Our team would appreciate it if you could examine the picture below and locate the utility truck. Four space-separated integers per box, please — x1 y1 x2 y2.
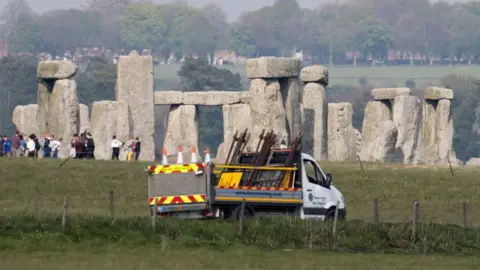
147 130 346 221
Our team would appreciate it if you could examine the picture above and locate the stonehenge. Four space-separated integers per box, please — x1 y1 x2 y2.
12 54 460 166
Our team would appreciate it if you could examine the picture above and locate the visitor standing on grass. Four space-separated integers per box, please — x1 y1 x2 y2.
0 135 4 157
70 136 76 158
27 135 36 158
111 135 122 160
11 130 20 157
43 133 51 158
19 134 26 156
3 136 11 157
134 137 141 161
86 133 95 159
33 134 41 158
50 135 61 159
74 134 84 159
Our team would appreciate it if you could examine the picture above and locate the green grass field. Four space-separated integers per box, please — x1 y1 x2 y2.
2 158 480 269
154 64 480 90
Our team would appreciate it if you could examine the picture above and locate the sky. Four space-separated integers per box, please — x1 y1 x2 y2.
0 0 470 21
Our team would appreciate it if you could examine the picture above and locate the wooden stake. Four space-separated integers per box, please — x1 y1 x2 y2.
109 190 114 217
412 200 419 241
463 203 468 228
238 198 246 235
62 197 68 228
333 201 340 237
373 198 379 224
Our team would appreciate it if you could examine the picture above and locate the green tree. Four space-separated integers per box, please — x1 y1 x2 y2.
7 12 40 53
356 17 393 64
120 4 166 52
228 23 256 57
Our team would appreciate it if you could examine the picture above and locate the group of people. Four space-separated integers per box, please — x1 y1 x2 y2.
0 131 62 158
70 133 95 159
111 135 141 161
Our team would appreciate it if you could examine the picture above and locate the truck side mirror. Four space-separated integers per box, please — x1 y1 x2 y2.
326 173 332 187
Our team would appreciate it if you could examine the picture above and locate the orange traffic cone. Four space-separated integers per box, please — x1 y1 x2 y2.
176 146 183 164
191 145 198 163
162 147 168 165
204 147 211 163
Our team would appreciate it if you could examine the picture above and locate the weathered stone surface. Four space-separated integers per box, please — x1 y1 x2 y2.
12 104 39 136
371 88 411 100
154 91 184 104
222 104 253 161
246 57 300 79
49 79 80 158
371 120 398 162
281 78 303 138
163 105 199 158
37 61 77 79
216 142 225 163
90 101 130 160
79 104 90 132
248 79 289 146
302 82 327 160
239 91 250 103
393 96 421 164
359 101 392 162
425 87 453 100
37 80 50 135
300 65 328 85
466 158 480 166
420 100 438 164
327 102 357 161
184 91 242 105
116 50 155 161
354 128 362 155
437 99 455 163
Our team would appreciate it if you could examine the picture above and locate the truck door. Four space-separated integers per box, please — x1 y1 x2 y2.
301 159 332 218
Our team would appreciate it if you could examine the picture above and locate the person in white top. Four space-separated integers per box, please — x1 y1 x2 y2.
26 136 36 158
49 135 61 159
111 135 123 160
279 139 288 149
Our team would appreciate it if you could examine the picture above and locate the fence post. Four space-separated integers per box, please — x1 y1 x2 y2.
412 200 419 241
62 197 68 228
238 198 246 235
34 186 39 216
109 191 114 217
463 203 468 228
373 198 379 224
152 198 158 230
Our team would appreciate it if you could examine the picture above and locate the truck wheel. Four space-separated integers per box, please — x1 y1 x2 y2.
230 205 253 221
324 208 336 221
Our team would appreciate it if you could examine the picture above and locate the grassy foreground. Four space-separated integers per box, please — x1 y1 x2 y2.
1 158 479 225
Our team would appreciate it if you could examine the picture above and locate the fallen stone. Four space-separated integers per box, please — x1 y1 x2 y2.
163 105 199 157
299 65 329 85
79 104 90 132
393 96 421 164
248 78 289 146
184 91 243 105
371 120 398 162
12 104 39 136
37 60 77 79
49 79 80 158
302 82 328 160
90 101 130 160
359 101 392 162
281 78 303 138
371 88 411 100
154 91 184 104
327 102 357 161
245 57 300 79
222 104 254 161
425 87 453 100
116 50 155 161
466 158 480 166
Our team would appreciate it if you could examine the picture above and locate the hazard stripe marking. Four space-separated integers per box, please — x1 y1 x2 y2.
217 186 301 191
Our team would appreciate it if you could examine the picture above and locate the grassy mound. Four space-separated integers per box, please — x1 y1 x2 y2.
1 215 479 255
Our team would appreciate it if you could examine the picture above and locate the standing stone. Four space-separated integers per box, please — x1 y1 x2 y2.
163 105 199 158
222 104 253 161
359 101 392 161
49 79 79 158
248 78 289 146
299 65 328 86
371 120 398 162
79 104 90 132
281 78 303 138
436 99 455 163
37 60 77 79
12 104 39 136
302 82 327 160
216 142 225 163
420 100 438 164
37 80 51 135
90 101 130 160
354 128 362 155
327 103 356 161
392 96 421 164
116 50 155 161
